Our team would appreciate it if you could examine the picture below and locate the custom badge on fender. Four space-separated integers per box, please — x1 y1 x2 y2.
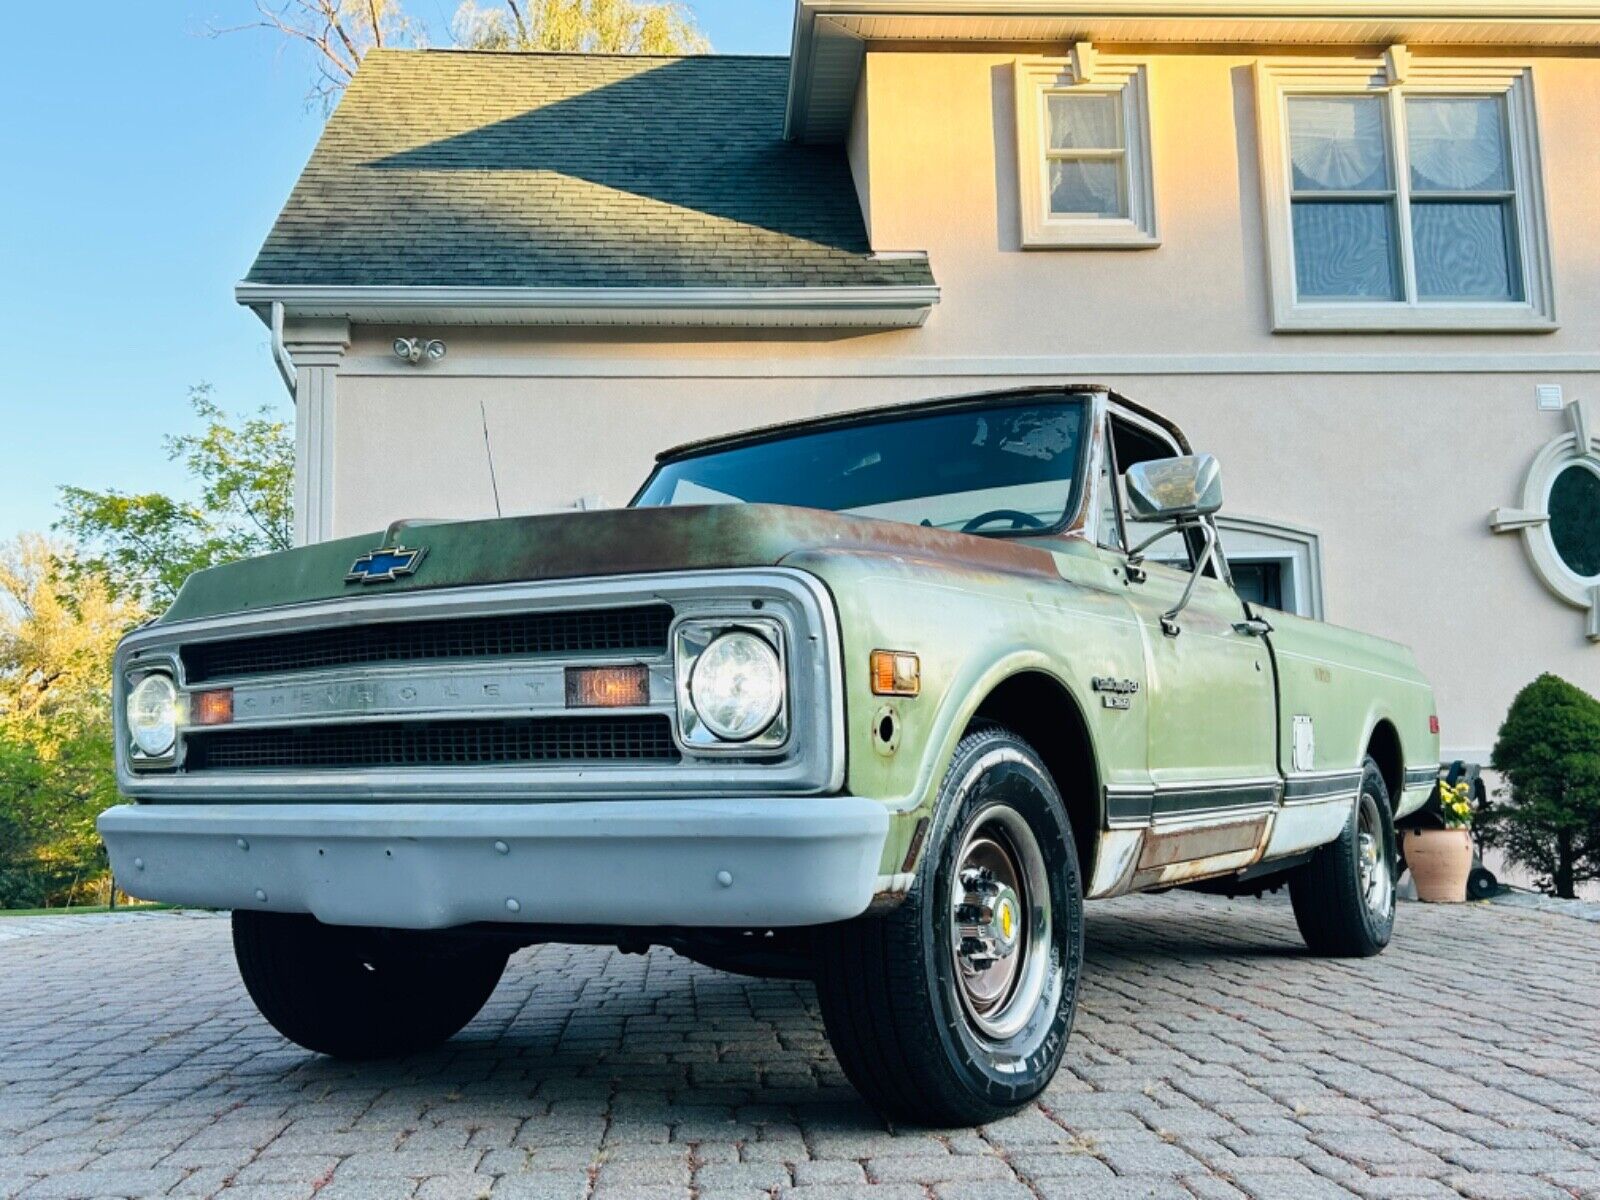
345 544 427 585
1091 676 1140 710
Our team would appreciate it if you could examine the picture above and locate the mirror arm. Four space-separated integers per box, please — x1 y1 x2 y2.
1127 520 1192 567
1159 521 1217 637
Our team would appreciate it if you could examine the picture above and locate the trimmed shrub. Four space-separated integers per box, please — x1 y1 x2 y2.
1486 674 1600 899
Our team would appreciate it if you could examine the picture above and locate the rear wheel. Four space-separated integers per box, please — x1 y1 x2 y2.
1289 758 1396 957
232 911 508 1059
815 727 1084 1126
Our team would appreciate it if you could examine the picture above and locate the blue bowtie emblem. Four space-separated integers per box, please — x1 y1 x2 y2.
346 544 427 585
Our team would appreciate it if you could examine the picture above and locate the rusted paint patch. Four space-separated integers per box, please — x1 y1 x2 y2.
164 503 1061 624
1136 818 1267 872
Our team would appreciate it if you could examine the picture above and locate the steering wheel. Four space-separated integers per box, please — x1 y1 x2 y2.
961 509 1047 534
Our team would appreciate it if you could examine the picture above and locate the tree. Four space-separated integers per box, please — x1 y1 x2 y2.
223 0 424 109
57 386 293 613
452 0 709 53
1485 673 1600 899
229 0 710 104
0 537 140 908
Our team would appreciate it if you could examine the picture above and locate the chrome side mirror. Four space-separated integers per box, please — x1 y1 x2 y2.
1126 454 1223 521
1123 455 1224 637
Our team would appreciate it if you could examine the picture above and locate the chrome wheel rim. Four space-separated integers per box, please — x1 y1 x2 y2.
950 805 1052 1041
1356 792 1394 924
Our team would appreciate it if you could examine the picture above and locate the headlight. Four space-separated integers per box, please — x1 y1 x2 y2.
126 673 179 757
689 630 784 742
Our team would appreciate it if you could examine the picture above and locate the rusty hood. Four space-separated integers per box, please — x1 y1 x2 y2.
159 505 1058 624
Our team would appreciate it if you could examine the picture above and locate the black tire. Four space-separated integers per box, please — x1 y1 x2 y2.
232 911 508 1059
815 727 1084 1127
1289 757 1397 957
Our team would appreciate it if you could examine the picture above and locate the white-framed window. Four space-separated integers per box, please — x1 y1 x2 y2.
1256 55 1555 332
1014 52 1158 249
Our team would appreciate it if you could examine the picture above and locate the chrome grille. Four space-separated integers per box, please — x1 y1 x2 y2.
185 715 679 771
181 604 673 683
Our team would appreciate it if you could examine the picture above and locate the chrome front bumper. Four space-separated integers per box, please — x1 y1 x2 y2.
99 798 889 930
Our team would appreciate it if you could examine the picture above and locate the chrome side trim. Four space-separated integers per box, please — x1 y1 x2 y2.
1105 776 1283 829
1283 769 1364 806
1404 764 1442 788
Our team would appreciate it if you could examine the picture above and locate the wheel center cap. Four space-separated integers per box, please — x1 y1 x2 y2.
990 886 1022 954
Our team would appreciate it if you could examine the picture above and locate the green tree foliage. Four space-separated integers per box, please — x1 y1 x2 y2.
1486 673 1600 899
56 386 293 612
452 0 709 53
0 537 140 907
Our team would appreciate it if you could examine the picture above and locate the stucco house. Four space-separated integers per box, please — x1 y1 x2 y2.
238 0 1600 770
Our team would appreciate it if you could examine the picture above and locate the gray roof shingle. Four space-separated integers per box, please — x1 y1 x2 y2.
245 50 932 291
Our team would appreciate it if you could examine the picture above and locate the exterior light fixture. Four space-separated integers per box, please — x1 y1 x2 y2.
393 337 447 365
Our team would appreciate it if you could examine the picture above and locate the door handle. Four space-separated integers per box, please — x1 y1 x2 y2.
1233 617 1273 637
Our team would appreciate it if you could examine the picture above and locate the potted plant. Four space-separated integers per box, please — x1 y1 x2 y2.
1403 779 1475 902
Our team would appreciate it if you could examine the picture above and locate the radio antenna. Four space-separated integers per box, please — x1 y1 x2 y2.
480 400 503 518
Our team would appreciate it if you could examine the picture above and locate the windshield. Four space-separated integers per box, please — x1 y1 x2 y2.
633 398 1089 535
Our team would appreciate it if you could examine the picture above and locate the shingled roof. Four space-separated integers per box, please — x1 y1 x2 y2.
244 50 932 298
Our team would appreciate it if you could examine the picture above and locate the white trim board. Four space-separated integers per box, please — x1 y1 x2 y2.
335 351 1600 380
237 283 940 330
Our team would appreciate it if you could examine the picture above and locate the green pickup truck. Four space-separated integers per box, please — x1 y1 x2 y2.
101 386 1439 1126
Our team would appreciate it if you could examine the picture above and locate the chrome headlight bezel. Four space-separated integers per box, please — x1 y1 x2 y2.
125 670 181 762
673 617 790 753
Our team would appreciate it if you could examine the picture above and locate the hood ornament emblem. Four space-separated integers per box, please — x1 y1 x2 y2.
346 544 427 585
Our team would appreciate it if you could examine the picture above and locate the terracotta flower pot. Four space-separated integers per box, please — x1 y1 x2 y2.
1404 829 1475 903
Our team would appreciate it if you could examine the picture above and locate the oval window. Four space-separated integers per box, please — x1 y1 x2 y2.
1549 463 1600 580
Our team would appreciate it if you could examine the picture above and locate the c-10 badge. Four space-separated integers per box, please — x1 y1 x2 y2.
1091 676 1140 710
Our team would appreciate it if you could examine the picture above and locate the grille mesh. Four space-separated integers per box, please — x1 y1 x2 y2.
182 604 673 683
185 715 679 771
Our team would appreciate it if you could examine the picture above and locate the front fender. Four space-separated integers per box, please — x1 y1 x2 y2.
792 551 1130 882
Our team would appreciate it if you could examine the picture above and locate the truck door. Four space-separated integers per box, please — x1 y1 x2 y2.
1108 415 1280 821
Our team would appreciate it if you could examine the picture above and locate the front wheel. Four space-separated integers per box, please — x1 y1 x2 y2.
232 911 509 1059
815 727 1084 1126
1288 757 1397 957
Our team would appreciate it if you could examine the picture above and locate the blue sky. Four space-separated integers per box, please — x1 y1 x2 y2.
0 1 792 543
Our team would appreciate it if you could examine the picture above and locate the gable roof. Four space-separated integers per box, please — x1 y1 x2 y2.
241 50 935 327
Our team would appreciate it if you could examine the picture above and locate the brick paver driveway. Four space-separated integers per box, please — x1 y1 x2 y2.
3 893 1598 1200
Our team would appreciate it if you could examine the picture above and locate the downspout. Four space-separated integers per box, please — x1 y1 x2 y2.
270 301 297 395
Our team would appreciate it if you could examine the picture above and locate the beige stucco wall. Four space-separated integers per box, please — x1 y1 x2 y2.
854 46 1600 358
310 42 1600 764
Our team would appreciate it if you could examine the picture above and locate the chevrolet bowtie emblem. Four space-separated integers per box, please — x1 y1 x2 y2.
345 544 427 585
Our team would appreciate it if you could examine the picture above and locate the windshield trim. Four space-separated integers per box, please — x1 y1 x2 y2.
629 389 1094 542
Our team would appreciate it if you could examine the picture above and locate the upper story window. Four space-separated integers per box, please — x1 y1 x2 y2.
1257 56 1555 332
1014 51 1158 249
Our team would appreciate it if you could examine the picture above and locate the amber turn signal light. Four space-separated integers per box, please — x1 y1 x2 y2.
565 664 650 708
192 688 234 726
870 650 920 697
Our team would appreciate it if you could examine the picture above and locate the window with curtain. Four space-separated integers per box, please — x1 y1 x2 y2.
1257 59 1553 331
1047 93 1128 219
1287 93 1522 304
1014 57 1158 248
